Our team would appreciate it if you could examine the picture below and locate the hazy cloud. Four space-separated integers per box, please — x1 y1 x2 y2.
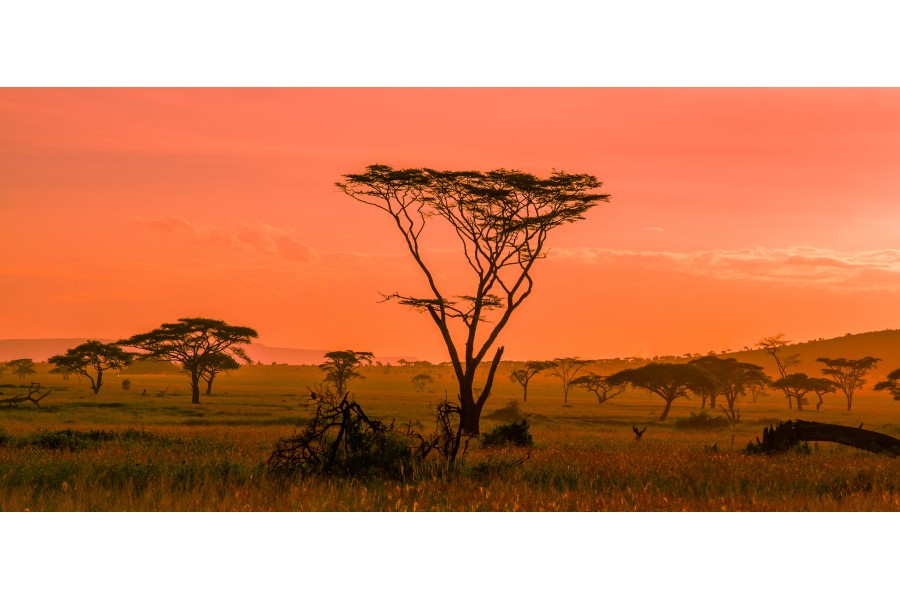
550 246 900 290
133 217 317 263
643 226 666 232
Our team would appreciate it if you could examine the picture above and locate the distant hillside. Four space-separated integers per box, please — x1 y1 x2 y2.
0 338 415 366
718 329 900 379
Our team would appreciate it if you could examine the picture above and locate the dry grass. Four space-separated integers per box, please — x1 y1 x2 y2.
2 362 899 511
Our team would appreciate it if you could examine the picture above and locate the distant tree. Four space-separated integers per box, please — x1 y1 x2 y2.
199 353 241 396
571 373 625 404
607 362 717 421
7 358 36 380
48 341 134 395
49 365 72 380
816 356 881 411
320 350 374 397
690 356 771 416
0 362 6 380
338 165 609 434
770 373 836 412
873 368 900 401
747 380 769 404
411 372 434 392
549 357 590 404
758 334 802 409
509 360 555 403
120 317 258 404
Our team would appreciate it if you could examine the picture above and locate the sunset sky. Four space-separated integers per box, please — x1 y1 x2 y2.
1 88 899 361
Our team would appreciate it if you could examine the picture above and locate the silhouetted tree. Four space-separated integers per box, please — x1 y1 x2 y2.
49 365 72 380
337 165 609 434
7 358 36 380
199 353 241 395
549 357 590 404
571 373 625 404
688 355 726 408
690 356 771 415
120 317 257 404
873 368 900 401
48 341 134 395
816 356 881 411
411 372 434 392
758 334 801 409
607 362 717 421
509 360 555 403
320 350 374 397
770 373 835 412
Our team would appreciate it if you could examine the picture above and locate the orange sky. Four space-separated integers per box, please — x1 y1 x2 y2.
1 88 899 361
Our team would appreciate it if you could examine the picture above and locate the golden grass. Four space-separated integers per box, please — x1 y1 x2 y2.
2 363 899 511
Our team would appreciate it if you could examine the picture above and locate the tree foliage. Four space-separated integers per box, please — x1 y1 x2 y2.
320 350 374 397
607 362 717 421
690 355 771 417
509 360 555 403
199 353 241 396
48 341 134 395
120 317 257 404
758 334 801 409
7 358 36 380
571 373 625 404
337 165 609 434
770 373 836 412
816 356 881 411
549 357 590 404
873 368 900 401
411 372 434 392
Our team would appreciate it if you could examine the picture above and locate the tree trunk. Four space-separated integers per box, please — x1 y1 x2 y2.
205 376 214 396
457 346 504 436
93 369 103 394
796 394 804 411
709 394 716 409
191 370 201 404
846 393 852 412
523 381 528 403
659 398 674 421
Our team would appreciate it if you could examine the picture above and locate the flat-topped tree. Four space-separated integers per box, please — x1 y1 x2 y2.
337 165 609 434
549 357 590 404
120 317 257 404
7 358 36 380
200 353 241 396
873 368 900 401
509 360 555 403
48 341 134 395
770 373 836 412
320 350 374 397
607 362 717 421
816 356 881 411
572 373 625 404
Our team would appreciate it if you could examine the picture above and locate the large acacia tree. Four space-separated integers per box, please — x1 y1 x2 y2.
607 362 716 421
816 356 881 411
337 165 609 434
120 318 257 404
48 341 134 395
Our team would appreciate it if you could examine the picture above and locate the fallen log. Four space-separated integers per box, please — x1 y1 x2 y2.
747 420 900 457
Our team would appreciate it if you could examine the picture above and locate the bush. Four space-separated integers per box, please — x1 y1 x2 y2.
121 379 132 391
674 411 730 430
481 420 533 448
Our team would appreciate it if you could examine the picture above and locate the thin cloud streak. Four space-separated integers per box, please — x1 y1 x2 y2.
132 217 317 263
549 246 900 290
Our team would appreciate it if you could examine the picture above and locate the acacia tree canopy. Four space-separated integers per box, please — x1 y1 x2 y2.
337 165 609 434
509 360 555 403
48 341 134 395
816 356 881 411
120 317 257 404
770 373 836 412
873 368 900 401
607 362 717 421
7 358 36 380
320 350 374 397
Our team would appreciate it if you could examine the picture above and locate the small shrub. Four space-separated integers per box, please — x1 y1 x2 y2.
481 420 533 448
121 379 132 391
674 411 730 431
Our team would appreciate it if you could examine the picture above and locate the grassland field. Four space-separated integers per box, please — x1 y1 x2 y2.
2 361 900 511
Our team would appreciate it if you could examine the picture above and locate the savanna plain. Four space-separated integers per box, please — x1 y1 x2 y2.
2 349 899 512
